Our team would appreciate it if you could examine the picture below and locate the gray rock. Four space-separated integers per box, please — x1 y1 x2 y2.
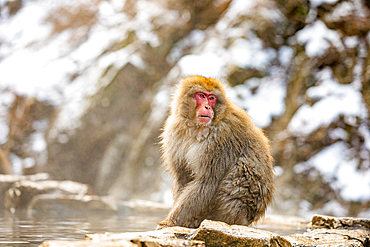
28 194 118 212
86 227 204 246
189 220 292 247
4 179 91 210
86 227 197 242
39 239 137 247
285 228 370 247
0 173 49 208
311 214 370 230
0 173 50 183
284 214 370 247
41 238 204 247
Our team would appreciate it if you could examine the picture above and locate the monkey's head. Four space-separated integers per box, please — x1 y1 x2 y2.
172 76 227 127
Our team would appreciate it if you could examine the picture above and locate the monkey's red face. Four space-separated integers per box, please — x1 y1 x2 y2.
194 91 217 125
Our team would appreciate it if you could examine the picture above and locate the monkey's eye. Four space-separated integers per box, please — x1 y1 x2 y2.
209 96 215 101
199 94 205 98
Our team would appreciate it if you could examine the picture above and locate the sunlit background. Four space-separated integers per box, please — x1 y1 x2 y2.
1 0 370 219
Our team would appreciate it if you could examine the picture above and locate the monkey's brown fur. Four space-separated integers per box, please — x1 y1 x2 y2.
159 76 274 228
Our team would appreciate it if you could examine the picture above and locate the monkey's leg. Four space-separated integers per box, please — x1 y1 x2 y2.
207 159 270 226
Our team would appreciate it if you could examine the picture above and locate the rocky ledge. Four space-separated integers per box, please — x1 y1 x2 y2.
1 174 368 246
40 214 370 247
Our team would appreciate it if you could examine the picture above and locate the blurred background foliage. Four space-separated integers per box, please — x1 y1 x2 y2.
0 0 369 218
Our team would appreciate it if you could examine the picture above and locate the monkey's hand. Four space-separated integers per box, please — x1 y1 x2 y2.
156 219 174 230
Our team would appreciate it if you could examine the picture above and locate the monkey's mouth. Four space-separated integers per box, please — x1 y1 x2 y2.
197 115 212 124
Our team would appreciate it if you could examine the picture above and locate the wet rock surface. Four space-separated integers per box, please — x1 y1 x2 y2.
40 215 370 247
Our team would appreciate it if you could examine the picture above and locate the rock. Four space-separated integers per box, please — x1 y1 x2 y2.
86 227 204 246
41 238 204 247
284 214 370 247
4 179 91 210
0 173 49 208
40 215 370 247
0 173 50 183
86 227 197 242
28 194 118 212
284 228 370 247
310 214 370 230
39 239 137 247
190 220 292 247
129 238 205 247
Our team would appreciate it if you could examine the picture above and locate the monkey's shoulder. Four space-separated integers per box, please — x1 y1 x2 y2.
224 102 269 139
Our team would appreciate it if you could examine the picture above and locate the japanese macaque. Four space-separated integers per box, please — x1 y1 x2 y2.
159 76 274 228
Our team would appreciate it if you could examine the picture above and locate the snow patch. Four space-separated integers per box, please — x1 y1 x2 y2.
330 2 355 21
230 72 286 127
289 68 366 134
301 142 370 202
344 36 359 49
0 2 52 51
297 20 342 57
310 0 338 7
278 46 294 67
178 53 226 78
274 166 284 177
230 35 276 69
167 29 206 63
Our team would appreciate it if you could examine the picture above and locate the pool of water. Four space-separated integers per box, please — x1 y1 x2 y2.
0 209 308 246
0 209 167 247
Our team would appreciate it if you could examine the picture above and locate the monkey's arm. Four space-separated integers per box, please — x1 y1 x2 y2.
165 164 226 228
172 168 193 202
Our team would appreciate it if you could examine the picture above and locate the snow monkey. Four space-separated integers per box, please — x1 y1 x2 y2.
159 76 274 228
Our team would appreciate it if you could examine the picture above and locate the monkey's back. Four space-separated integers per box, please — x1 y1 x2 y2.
205 102 274 226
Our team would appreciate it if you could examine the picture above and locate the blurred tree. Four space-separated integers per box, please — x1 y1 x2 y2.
45 0 232 200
